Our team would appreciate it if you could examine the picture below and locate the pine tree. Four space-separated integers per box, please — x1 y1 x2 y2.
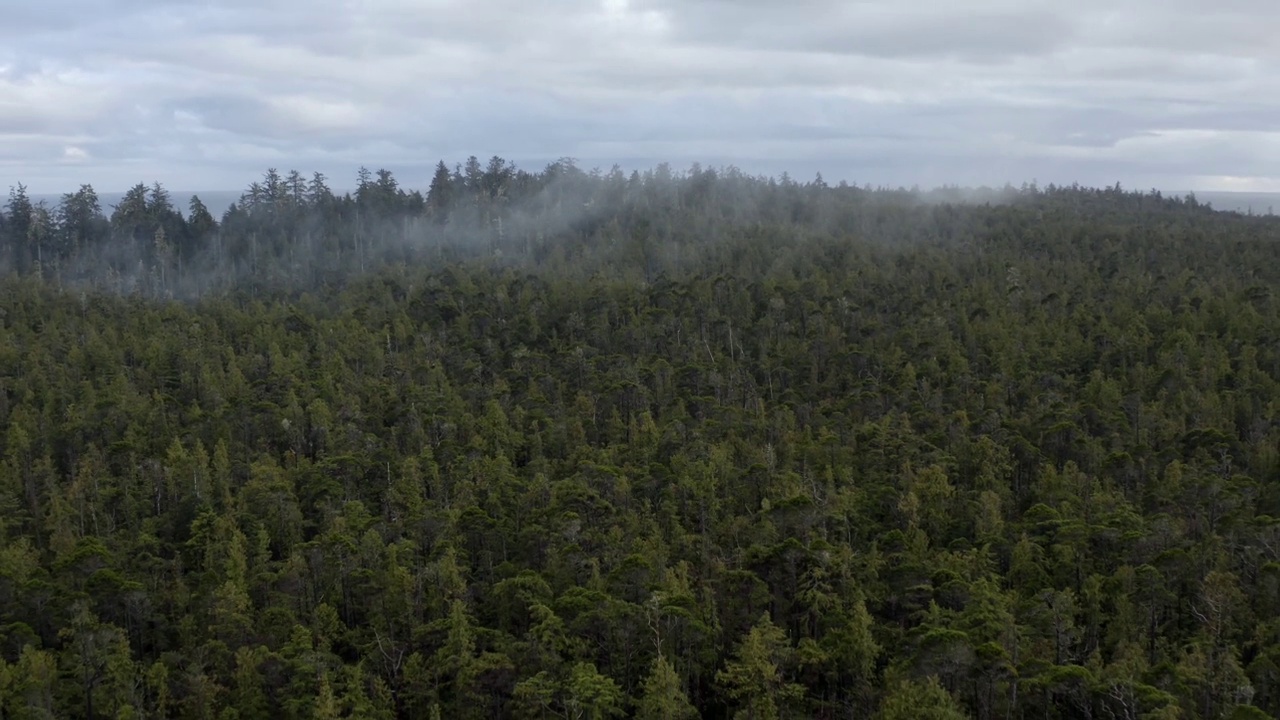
717 613 804 720
636 655 697 720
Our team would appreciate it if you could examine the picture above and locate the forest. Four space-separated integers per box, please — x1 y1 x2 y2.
2 158 1280 719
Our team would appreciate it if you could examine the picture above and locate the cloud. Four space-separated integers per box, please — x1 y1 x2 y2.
2 0 1279 194
61 146 90 163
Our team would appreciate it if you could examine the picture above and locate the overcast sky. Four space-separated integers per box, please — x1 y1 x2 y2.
3 0 1279 194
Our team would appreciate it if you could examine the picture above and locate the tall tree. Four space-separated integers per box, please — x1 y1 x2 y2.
427 161 455 223
4 183 35 272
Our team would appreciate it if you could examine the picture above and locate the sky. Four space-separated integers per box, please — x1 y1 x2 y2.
2 0 1279 195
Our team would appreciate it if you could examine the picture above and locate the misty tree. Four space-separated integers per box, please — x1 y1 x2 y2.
26 201 54 274
4 183 34 273
188 196 218 241
262 168 286 206
308 171 334 207
110 183 151 248
57 184 108 257
148 183 188 260
463 155 484 192
483 155 514 199
427 160 455 222
286 169 308 207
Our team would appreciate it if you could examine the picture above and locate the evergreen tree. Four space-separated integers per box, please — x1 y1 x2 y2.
637 655 697 720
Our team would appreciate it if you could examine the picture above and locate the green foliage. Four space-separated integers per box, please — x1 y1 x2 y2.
0 167 1279 717
637 655 697 720
876 676 969 720
717 613 805 720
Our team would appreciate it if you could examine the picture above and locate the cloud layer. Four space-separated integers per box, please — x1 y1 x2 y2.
3 0 1279 193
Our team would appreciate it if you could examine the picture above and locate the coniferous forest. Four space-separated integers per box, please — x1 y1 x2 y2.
3 158 1280 719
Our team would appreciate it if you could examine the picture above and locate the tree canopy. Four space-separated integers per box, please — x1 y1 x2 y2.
0 161 1278 718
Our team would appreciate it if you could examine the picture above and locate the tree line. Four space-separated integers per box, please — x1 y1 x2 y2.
2 158 1231 298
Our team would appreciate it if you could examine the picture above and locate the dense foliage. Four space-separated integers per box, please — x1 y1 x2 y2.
2 161 1280 719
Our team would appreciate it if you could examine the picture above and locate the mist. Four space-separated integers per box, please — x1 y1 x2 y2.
1 157 1257 303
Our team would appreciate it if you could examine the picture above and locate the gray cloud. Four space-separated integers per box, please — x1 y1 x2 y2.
2 0 1278 194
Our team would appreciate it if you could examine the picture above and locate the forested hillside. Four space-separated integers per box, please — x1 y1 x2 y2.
3 161 1280 719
